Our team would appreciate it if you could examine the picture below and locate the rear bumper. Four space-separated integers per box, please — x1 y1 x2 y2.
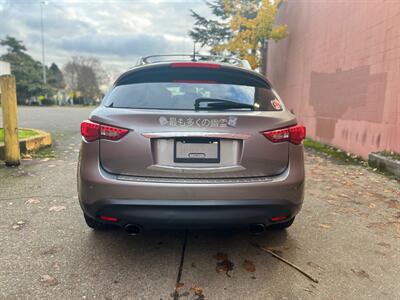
80 199 301 228
78 141 305 228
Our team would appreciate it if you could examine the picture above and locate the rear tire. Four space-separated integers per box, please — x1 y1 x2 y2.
268 217 295 230
83 213 116 230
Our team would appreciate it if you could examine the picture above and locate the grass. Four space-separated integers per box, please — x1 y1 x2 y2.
0 128 39 143
377 151 400 161
26 146 56 159
303 138 399 181
303 138 364 165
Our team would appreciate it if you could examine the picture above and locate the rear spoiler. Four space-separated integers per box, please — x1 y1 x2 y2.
136 54 252 70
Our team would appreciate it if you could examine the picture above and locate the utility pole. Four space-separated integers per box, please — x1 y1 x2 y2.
40 0 47 84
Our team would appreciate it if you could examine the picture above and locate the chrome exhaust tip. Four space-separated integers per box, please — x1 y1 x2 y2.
124 224 141 236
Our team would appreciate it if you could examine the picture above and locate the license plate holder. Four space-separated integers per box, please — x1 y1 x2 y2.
174 137 220 163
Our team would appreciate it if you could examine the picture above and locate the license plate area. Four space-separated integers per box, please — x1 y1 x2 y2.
174 137 220 163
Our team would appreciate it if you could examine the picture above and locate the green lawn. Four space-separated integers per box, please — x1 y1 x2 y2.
303 138 364 164
0 128 39 143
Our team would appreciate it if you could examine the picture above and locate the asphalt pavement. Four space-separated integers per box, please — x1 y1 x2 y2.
1 106 399 299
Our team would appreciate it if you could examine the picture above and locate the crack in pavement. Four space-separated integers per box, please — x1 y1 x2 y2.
172 230 188 300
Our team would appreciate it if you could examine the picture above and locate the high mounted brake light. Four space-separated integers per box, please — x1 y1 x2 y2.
263 125 306 145
170 62 221 69
81 120 129 142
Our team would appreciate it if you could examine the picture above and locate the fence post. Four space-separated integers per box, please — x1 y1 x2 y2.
0 75 20 166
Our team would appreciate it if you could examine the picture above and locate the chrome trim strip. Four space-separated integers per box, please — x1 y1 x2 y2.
142 132 251 139
116 175 274 184
147 164 246 173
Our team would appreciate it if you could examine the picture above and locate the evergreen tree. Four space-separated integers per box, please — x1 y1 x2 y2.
47 63 66 90
189 0 288 71
0 36 54 103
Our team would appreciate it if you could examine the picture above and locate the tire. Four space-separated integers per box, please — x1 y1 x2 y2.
268 217 295 230
83 213 117 230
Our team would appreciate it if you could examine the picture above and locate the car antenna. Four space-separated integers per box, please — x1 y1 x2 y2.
192 42 196 62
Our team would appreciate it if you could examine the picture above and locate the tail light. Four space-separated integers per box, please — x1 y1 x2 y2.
263 125 306 145
81 120 128 142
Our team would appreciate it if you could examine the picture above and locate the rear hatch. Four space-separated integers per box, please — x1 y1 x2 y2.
93 63 296 179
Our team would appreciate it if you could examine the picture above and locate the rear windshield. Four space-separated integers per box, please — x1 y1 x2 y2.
104 68 283 111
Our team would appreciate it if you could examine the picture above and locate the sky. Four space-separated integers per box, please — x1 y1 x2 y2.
0 0 212 81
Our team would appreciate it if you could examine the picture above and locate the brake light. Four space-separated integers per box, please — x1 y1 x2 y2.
170 62 221 69
173 79 216 84
81 120 129 142
263 125 306 145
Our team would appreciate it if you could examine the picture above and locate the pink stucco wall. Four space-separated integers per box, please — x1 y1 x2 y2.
267 0 400 158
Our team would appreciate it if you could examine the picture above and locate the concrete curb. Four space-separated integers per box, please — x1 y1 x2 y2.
0 128 52 160
368 152 400 178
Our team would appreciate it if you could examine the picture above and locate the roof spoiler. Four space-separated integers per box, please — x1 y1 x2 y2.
135 54 252 70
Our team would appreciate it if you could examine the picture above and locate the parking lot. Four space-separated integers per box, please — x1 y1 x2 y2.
1 107 399 299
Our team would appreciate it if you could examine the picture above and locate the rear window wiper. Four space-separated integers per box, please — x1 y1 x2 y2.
194 98 255 111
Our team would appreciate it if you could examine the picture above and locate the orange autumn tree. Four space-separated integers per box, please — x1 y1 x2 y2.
190 0 288 72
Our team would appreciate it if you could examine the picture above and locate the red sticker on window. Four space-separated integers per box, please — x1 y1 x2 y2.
271 99 282 110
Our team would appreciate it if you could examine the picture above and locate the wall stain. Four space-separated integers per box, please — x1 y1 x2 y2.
309 66 387 142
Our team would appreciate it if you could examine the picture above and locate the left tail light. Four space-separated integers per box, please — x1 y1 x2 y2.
81 120 129 142
263 125 306 145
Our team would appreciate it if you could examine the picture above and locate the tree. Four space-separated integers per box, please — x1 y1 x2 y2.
47 63 65 90
63 56 104 102
0 36 27 53
190 0 288 72
0 35 53 103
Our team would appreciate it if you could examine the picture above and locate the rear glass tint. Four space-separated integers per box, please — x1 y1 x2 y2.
105 68 283 111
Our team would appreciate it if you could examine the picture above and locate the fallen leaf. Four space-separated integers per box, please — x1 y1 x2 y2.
39 275 59 286
319 223 331 229
242 259 256 272
387 200 400 209
175 282 184 289
49 206 66 212
12 220 26 230
350 269 370 280
367 222 386 231
41 246 63 255
26 198 40 204
216 258 234 276
377 242 391 248
190 285 203 296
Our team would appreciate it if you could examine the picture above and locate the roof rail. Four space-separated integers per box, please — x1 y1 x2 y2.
136 54 252 69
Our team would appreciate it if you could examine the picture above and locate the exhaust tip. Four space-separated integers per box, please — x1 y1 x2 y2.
249 223 266 235
124 224 141 236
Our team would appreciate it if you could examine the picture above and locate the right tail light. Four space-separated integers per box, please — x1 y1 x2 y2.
263 125 306 145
